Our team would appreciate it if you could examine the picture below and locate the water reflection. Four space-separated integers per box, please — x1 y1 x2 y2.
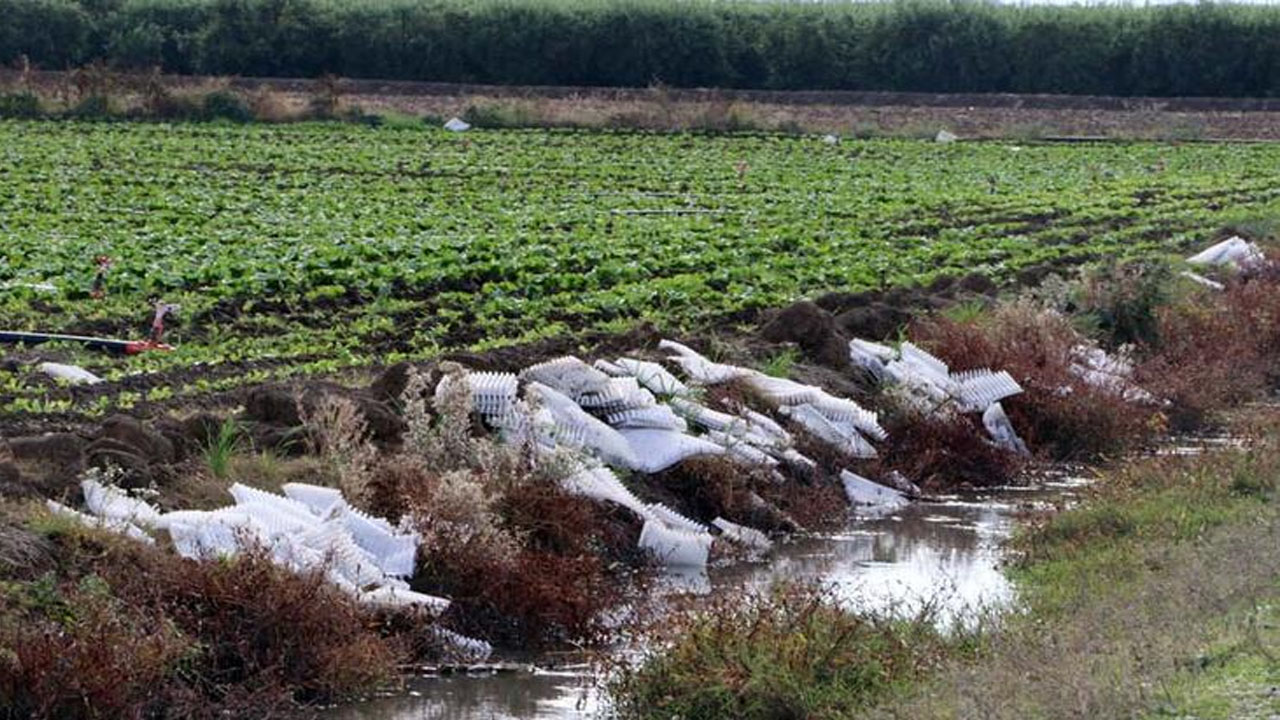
334 669 601 720
331 485 1077 720
708 495 1025 621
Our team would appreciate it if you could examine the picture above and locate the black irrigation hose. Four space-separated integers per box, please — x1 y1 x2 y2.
0 331 157 355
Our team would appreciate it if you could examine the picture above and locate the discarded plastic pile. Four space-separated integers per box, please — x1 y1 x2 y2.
52 476 492 662
430 339 1019 569
850 338 1028 455
1181 235 1267 289
427 329 1167 568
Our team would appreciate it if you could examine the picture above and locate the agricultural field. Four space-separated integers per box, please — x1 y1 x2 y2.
3 120 1280 424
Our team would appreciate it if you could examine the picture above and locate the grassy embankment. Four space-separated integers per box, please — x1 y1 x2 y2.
611 245 1280 719
612 412 1280 720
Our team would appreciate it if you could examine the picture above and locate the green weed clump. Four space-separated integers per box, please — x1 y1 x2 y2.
0 91 42 118
610 582 967 720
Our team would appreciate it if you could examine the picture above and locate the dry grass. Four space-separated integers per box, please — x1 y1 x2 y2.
163 452 335 511
302 393 378 505
11 65 1280 139
1137 263 1280 430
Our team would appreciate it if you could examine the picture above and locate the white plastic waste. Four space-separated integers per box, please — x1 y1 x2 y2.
1186 235 1264 269
444 117 471 132
281 482 346 516
437 371 520 419
849 341 890 383
604 404 688 432
577 376 656 412
935 129 958 144
953 369 1023 413
743 373 825 406
46 499 155 544
705 430 780 467
644 503 709 534
806 393 887 441
81 478 162 527
429 626 494 663
617 428 725 473
526 382 641 468
522 356 613 402
1179 270 1226 291
658 339 751 385
983 402 1030 457
613 357 691 396
712 517 773 552
560 465 649 517
781 404 878 458
638 519 713 568
357 586 450 615
839 470 909 508
38 362 102 386
741 409 792 446
1069 345 1157 404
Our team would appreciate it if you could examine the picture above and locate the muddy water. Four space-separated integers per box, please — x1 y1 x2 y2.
332 476 1091 720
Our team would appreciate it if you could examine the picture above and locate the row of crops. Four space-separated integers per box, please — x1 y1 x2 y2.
6 0 1280 97
3 120 1280 418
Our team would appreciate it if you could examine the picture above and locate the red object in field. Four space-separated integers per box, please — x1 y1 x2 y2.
124 340 174 355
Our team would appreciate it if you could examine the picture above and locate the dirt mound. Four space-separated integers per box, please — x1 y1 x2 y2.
368 362 416 404
98 415 175 464
4 433 87 498
760 301 851 370
242 383 407 445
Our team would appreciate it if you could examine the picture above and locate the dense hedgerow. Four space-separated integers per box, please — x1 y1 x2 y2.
5 0 1280 97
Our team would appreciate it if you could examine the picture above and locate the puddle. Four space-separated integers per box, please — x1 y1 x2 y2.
1154 434 1247 457
331 482 1078 720
334 669 600 720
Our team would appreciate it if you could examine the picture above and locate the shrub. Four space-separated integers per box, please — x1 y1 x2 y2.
912 302 1158 461
610 582 962 720
0 511 401 718
1075 260 1174 348
368 366 634 650
0 91 42 118
875 411 1024 491
201 89 252 122
1136 266 1280 430
462 102 539 129
66 94 113 119
8 1 1280 97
